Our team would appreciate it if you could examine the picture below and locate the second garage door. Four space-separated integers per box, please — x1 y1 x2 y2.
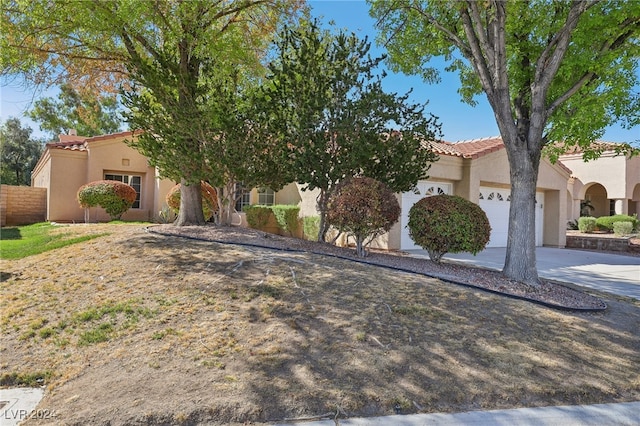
479 187 544 248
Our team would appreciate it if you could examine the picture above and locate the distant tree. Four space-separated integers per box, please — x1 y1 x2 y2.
326 177 400 257
259 20 440 241
28 83 121 139
370 0 640 285
0 118 43 185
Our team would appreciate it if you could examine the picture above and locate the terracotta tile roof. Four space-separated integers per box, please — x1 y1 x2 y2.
428 136 573 175
430 136 505 159
46 130 139 152
557 140 626 155
84 130 139 143
47 140 88 152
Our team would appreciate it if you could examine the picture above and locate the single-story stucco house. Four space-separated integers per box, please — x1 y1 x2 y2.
31 130 639 251
31 130 175 223
561 141 640 219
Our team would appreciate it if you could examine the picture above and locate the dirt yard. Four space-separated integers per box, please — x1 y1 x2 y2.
1 223 639 425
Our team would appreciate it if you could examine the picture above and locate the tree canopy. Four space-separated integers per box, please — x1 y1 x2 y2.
2 0 301 226
0 117 43 186
258 20 440 240
370 0 640 284
28 83 121 139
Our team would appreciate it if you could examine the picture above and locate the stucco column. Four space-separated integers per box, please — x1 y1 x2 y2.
614 199 626 215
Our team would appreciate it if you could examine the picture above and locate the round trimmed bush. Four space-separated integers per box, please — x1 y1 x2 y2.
595 214 638 232
326 177 400 257
578 216 597 233
77 180 138 220
408 194 491 262
613 221 633 236
166 181 218 221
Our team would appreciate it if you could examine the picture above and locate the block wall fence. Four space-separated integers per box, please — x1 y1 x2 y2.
0 185 47 227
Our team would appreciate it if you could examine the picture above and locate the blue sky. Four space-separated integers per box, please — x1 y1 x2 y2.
1 0 638 143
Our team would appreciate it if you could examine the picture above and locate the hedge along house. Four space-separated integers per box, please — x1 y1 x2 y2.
561 142 640 220
31 130 175 223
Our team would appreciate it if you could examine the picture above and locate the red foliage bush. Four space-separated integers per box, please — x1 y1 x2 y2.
326 177 400 257
77 180 137 220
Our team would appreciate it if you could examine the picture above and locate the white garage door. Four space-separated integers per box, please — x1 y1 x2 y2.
479 187 544 248
400 181 452 250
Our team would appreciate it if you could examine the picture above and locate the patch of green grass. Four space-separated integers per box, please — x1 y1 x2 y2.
0 370 54 387
78 322 114 346
0 222 109 259
70 300 157 346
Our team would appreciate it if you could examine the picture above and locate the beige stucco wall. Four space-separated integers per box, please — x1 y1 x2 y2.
88 136 157 222
48 150 88 222
562 153 628 199
562 152 640 218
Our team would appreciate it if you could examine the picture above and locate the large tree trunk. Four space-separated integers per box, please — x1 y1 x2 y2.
502 142 541 286
174 179 205 226
317 189 330 242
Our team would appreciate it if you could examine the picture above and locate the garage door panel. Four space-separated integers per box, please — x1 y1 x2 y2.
480 187 544 248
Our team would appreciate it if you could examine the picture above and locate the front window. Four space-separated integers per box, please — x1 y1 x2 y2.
258 187 275 206
105 173 141 208
235 182 251 212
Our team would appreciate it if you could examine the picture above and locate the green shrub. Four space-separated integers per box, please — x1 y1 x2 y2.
166 181 218 220
578 216 597 233
271 205 301 236
408 194 491 262
77 180 137 220
326 177 400 257
613 221 633 236
595 215 638 232
244 205 273 229
303 216 320 241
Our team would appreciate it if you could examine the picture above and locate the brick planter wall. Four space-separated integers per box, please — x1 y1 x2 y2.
565 234 630 252
0 185 47 226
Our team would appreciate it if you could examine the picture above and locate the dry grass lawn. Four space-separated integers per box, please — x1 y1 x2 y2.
1 223 639 425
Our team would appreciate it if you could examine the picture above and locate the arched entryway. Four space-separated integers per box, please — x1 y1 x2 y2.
583 183 608 217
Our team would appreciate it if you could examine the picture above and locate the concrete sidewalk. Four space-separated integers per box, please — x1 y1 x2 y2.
0 387 45 426
406 247 640 300
274 401 640 425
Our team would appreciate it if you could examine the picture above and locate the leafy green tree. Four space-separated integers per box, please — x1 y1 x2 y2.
0 118 43 185
127 71 291 226
28 83 121 139
259 20 440 241
370 0 640 285
2 0 300 226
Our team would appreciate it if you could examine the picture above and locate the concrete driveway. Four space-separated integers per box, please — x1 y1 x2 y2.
405 247 640 300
